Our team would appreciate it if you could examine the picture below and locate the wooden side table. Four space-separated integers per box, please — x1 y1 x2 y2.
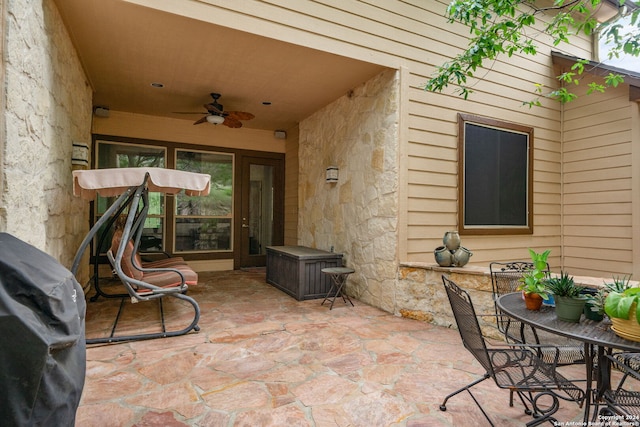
321 267 355 310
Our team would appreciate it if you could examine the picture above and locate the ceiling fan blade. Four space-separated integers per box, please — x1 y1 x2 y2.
193 116 208 125
223 116 242 128
227 111 255 121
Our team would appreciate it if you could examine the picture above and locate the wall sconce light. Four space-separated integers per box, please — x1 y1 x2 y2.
72 142 89 169
93 106 110 118
326 166 338 183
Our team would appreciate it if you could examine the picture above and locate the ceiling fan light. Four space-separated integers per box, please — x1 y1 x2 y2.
206 114 225 125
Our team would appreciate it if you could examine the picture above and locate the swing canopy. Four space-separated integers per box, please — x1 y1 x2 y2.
73 167 210 199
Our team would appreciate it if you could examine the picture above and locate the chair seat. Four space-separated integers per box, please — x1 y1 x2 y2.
491 348 584 403
613 353 640 373
603 389 640 418
136 266 198 290
602 352 640 420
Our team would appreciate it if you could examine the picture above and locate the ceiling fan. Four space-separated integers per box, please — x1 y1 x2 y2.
175 93 255 128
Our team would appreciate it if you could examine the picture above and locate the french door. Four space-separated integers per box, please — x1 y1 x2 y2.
237 156 284 268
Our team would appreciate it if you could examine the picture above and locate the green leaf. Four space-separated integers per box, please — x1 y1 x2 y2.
605 287 640 321
604 291 634 319
586 82 605 95
605 73 625 88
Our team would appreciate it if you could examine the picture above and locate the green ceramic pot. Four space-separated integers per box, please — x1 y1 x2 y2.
434 246 453 267
584 301 604 322
555 295 587 323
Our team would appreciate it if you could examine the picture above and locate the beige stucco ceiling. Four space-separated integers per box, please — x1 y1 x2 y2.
53 0 387 132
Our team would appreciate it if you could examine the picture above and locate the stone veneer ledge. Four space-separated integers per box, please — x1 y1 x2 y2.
396 262 633 338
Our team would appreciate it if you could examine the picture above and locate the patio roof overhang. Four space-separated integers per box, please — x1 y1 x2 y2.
53 0 387 133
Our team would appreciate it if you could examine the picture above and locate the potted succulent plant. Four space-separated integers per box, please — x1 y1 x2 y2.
544 271 586 323
583 287 606 322
604 275 632 293
518 249 550 311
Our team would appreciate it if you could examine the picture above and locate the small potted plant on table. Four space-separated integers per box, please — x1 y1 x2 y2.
545 271 586 323
584 287 607 321
518 249 550 311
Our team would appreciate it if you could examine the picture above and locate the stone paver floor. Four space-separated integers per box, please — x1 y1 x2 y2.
77 270 595 426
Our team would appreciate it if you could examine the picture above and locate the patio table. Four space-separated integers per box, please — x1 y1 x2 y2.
321 267 355 310
497 292 640 423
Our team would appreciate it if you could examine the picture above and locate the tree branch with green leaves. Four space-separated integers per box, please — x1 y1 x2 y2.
425 0 639 104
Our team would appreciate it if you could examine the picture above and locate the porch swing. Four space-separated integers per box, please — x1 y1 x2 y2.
70 167 210 344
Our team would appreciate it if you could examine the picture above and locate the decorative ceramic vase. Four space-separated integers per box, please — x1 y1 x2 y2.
452 247 472 267
443 231 461 251
434 246 453 267
524 292 543 311
555 296 587 323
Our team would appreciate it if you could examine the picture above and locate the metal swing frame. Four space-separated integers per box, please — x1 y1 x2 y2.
71 172 201 344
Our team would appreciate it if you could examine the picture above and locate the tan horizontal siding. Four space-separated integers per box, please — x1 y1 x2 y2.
407 198 457 213
564 202 632 215
564 236 632 251
407 168 456 187
407 183 456 200
563 214 631 227
407 141 457 160
564 167 631 183
563 256 633 277
564 130 631 152
563 154 632 173
563 118 633 142
563 224 632 239
563 143 631 163
564 190 632 205
564 178 631 194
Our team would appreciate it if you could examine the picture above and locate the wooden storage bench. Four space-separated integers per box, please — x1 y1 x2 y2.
266 246 343 300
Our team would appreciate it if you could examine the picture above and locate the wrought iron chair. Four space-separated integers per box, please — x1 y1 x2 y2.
490 261 586 366
598 352 640 423
440 275 585 426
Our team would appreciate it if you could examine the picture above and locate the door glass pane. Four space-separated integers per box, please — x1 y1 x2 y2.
249 164 274 255
175 150 233 252
95 141 166 254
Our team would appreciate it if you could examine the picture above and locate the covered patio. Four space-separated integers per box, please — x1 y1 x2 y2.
77 270 587 426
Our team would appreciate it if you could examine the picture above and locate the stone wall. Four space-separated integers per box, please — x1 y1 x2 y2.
298 69 399 312
1 0 92 281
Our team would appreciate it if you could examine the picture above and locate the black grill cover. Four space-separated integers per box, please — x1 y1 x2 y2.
0 233 86 426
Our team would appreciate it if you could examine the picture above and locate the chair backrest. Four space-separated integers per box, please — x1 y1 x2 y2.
442 275 495 376
490 261 543 296
490 261 549 341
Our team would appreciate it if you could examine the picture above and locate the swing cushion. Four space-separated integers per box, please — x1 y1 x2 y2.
110 231 197 287
110 231 144 281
